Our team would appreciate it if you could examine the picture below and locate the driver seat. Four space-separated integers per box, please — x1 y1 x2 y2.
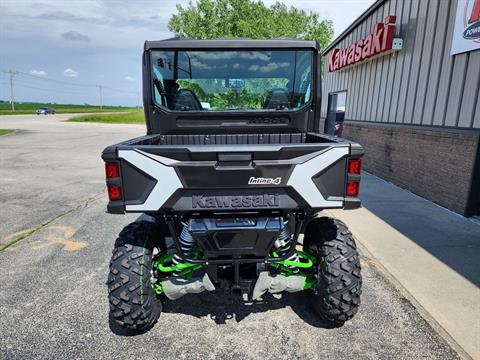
263 88 290 109
173 89 203 111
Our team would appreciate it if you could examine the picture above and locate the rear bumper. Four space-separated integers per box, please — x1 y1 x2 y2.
102 133 363 214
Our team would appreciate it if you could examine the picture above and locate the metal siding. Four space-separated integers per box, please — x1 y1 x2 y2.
404 0 429 124
388 0 412 123
379 0 399 123
473 84 480 129
367 5 385 122
432 0 457 126
422 0 451 126
322 0 480 130
445 53 468 127
343 31 352 92
458 51 480 128
371 1 395 122
367 15 379 120
395 0 420 123
349 22 363 119
345 67 354 119
351 22 366 119
360 16 374 120
412 0 440 125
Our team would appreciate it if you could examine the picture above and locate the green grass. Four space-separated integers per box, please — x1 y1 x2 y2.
0 129 14 136
0 102 137 115
68 110 145 124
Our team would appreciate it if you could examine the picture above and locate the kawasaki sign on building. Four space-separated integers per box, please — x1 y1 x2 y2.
321 0 480 217
327 16 400 72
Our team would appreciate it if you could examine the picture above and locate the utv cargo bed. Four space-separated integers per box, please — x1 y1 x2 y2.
102 132 363 214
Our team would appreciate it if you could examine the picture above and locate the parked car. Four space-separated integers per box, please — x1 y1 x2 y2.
36 107 55 115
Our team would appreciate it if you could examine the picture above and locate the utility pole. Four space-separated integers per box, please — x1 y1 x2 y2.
9 70 15 111
98 85 103 110
137 91 141 109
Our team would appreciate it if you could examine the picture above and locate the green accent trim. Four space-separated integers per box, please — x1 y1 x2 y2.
303 276 316 290
152 252 205 294
153 282 163 295
270 250 315 269
154 253 202 274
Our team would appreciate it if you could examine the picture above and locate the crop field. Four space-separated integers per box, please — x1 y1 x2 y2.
0 102 137 115
68 110 144 124
0 129 14 136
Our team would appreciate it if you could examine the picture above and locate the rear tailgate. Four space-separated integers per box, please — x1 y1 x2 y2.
102 133 363 214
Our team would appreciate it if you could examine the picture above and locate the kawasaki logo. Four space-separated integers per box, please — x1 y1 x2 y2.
192 194 279 208
248 176 282 185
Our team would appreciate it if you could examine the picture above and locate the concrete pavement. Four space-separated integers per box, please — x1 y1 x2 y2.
0 114 465 359
0 114 144 247
0 197 460 360
329 172 480 360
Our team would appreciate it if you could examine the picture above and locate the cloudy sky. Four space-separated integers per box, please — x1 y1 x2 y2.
0 0 375 106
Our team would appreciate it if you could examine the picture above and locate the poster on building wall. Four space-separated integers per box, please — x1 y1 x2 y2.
451 0 480 55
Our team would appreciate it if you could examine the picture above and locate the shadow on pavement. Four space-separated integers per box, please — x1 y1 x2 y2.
360 172 480 287
109 291 335 336
163 291 335 327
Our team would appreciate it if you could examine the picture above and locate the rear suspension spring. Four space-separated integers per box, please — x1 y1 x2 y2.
172 224 195 276
274 224 299 272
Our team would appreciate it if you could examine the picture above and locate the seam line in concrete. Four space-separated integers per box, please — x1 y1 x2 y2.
0 190 104 252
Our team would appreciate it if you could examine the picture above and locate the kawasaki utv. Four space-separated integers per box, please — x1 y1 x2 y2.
102 39 363 332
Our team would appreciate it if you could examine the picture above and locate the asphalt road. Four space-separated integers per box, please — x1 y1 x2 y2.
0 115 460 359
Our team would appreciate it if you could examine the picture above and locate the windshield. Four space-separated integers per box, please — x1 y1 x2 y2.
151 50 313 112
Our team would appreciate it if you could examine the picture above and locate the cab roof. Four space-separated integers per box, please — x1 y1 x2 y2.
144 38 318 51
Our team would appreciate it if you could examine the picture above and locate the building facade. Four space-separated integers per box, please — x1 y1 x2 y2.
321 0 480 216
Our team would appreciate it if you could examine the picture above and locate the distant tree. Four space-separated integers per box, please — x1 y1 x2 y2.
168 0 334 50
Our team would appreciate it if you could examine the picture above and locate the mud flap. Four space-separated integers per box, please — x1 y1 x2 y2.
252 271 306 300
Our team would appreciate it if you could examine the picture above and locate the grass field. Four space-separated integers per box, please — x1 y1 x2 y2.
68 110 145 124
0 129 14 136
0 102 137 115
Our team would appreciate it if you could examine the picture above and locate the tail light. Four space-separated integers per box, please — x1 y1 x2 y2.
107 185 122 201
346 158 361 197
105 162 119 178
348 159 361 174
346 181 360 197
105 162 122 201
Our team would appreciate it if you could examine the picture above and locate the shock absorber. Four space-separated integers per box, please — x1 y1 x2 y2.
172 224 196 276
274 223 299 272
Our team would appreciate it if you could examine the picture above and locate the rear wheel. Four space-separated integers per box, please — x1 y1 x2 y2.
107 220 165 332
304 216 362 326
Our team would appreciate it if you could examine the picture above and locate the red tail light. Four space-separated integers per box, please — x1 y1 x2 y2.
107 185 122 201
346 181 360 197
105 162 119 179
348 159 361 174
